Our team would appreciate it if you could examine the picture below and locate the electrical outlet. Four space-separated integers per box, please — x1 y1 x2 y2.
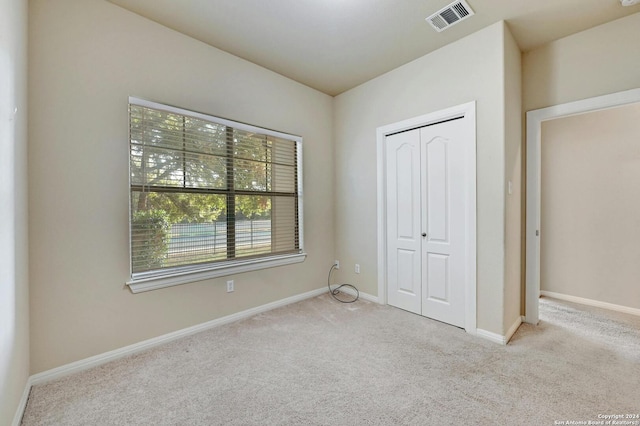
334 260 340 269
355 264 360 274
226 280 234 293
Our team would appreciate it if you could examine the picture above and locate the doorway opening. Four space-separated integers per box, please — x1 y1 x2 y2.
525 88 640 324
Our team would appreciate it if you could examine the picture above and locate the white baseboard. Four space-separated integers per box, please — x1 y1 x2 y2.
11 380 32 426
358 292 379 303
330 285 379 303
476 316 523 346
28 288 327 388
476 328 507 345
476 328 506 345
505 316 523 344
540 291 640 317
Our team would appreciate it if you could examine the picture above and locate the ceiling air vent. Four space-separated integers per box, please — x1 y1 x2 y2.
426 0 475 32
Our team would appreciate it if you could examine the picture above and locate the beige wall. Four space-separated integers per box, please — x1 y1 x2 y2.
523 12 640 111
334 22 518 335
503 24 522 333
540 104 640 309
0 0 29 423
28 0 334 374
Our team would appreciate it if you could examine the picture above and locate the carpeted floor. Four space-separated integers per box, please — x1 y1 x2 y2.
21 295 640 425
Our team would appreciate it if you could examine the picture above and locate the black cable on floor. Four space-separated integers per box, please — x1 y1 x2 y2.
327 263 359 303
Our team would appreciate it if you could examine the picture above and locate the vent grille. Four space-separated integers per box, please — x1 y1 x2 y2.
426 0 475 32
453 2 470 17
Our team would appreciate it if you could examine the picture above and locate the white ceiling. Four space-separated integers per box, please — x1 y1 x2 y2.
108 0 640 96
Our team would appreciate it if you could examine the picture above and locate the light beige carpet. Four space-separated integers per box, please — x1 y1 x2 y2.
21 295 640 425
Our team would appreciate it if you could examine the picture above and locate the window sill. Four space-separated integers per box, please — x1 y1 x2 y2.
126 253 307 293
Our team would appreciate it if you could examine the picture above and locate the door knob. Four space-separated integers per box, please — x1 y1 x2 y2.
421 233 427 237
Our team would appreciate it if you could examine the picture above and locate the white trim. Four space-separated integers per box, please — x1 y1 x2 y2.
525 88 640 325
296 141 305 251
464 105 477 335
474 317 522 346
505 316 523 344
129 97 303 142
11 380 32 426
127 253 307 293
475 328 506 345
357 291 379 304
28 287 326 386
376 101 477 334
541 291 640 317
476 316 523 345
331 285 379 304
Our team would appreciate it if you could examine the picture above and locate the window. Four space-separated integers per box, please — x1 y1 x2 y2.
127 98 304 292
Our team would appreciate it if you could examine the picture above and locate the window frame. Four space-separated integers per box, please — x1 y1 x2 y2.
126 97 305 293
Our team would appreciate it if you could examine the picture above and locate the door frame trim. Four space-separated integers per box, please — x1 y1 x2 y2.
524 88 640 324
376 101 477 334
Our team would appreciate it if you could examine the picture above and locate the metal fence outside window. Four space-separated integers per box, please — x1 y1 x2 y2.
168 220 271 255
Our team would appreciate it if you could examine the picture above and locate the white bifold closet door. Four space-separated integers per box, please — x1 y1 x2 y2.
386 118 468 328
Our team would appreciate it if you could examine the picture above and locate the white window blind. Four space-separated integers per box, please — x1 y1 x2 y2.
128 98 303 289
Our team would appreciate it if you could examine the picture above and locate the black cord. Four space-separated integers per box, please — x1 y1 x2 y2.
327 264 359 303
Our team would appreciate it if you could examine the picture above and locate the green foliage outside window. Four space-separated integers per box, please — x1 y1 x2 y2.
131 209 170 270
